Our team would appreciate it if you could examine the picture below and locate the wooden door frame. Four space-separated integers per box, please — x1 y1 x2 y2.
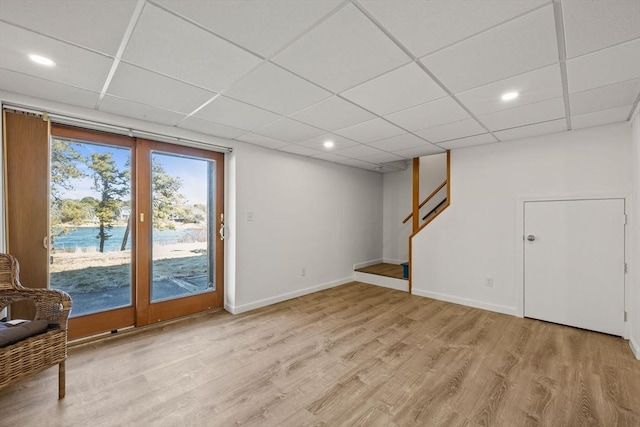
51 124 137 339
136 139 224 327
515 193 630 337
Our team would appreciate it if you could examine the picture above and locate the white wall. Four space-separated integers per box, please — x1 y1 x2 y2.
631 111 640 358
382 166 411 263
412 123 633 320
231 143 382 312
383 153 446 263
0 91 383 315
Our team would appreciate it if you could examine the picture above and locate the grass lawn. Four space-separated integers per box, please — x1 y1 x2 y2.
50 242 207 294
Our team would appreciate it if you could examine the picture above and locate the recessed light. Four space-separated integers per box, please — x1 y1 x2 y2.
323 140 335 149
501 91 519 101
29 54 56 67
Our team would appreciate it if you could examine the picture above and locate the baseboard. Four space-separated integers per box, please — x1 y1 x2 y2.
630 336 640 360
383 258 406 265
411 288 517 316
354 271 408 292
225 276 354 315
353 258 383 270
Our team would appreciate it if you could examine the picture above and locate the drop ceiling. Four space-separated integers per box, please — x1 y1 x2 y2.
0 0 638 173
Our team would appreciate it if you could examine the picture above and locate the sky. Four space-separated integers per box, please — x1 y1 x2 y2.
57 139 212 205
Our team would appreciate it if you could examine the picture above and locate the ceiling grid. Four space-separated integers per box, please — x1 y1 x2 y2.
0 0 638 172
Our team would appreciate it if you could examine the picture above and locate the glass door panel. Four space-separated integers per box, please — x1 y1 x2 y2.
49 137 133 318
150 152 215 302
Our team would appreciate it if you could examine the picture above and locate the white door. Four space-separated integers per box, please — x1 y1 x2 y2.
524 199 625 336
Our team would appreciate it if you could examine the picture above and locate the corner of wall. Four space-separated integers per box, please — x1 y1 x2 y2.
630 336 640 360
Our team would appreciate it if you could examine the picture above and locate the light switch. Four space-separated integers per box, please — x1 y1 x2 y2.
247 211 254 221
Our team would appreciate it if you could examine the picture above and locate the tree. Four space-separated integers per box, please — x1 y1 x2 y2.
50 139 86 238
152 157 187 230
50 139 85 202
88 153 129 252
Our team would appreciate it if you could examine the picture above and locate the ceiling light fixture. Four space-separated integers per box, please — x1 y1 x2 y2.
323 140 335 149
29 54 56 67
501 91 519 101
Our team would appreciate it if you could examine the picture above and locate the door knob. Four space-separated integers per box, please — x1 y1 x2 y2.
527 235 536 242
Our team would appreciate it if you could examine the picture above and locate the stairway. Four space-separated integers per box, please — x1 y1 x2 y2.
354 263 408 292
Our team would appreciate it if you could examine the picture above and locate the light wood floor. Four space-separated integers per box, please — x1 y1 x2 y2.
356 262 406 280
1 282 638 426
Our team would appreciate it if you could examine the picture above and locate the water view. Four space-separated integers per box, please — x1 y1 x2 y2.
53 225 205 252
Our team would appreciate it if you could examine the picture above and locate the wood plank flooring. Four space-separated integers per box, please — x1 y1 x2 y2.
1 282 638 426
355 263 406 280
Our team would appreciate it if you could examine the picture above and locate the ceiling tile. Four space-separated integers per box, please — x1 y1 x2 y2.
562 0 640 59
335 118 405 143
341 63 446 115
108 63 215 114
333 144 386 159
456 64 563 116
360 0 547 57
384 96 470 132
298 134 359 151
367 133 428 152
392 144 446 159
421 5 558 93
493 118 567 142
0 0 138 55
178 117 246 139
272 3 410 92
571 105 632 130
416 119 486 143
310 152 351 163
277 144 323 156
254 118 325 143
437 133 498 150
153 0 341 57
100 96 186 126
478 97 566 131
123 3 261 92
234 133 288 150
358 151 406 164
289 96 375 131
0 22 113 91
569 79 640 116
566 39 640 94
334 157 379 171
224 63 331 115
0 68 99 108
193 96 281 131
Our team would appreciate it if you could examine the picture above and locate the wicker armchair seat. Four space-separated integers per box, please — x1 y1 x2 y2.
0 254 72 399
0 319 50 347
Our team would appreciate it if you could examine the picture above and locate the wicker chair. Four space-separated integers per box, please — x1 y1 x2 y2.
0 253 72 399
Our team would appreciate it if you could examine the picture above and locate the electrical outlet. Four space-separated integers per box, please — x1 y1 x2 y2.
301 267 306 276
247 211 254 221
486 277 494 287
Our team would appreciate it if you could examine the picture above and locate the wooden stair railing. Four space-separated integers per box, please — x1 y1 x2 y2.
407 151 451 294
402 178 447 224
422 198 448 221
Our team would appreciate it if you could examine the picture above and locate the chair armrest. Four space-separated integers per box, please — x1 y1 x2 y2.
0 289 72 331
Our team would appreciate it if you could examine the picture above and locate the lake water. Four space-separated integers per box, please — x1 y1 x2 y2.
53 226 205 252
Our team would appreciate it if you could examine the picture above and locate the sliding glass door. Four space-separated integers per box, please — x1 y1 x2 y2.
49 126 136 337
40 125 224 338
136 140 224 325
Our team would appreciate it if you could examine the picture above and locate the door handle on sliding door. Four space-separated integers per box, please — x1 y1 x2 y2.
219 213 225 241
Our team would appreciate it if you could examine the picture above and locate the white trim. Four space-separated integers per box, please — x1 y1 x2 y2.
516 193 631 338
353 258 383 270
354 271 408 292
411 288 517 316
630 337 640 360
224 276 353 315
